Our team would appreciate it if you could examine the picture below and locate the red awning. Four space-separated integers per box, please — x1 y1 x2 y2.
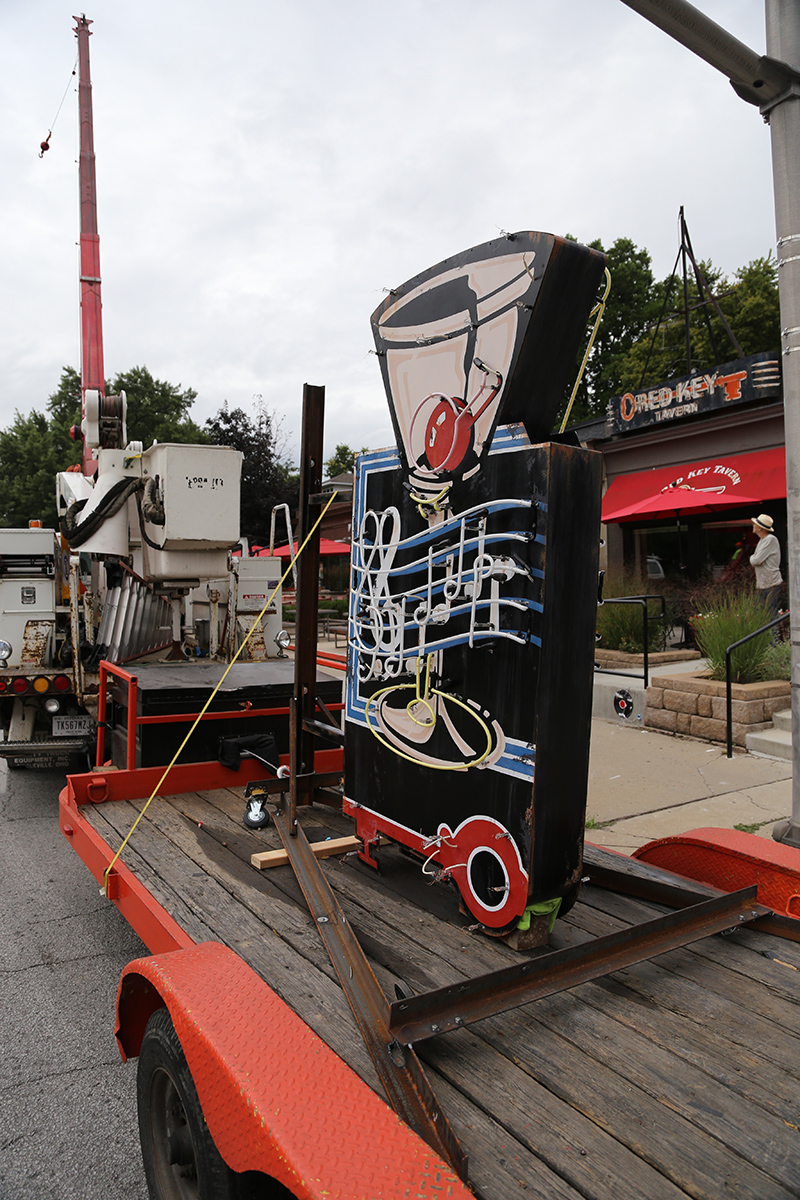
601 446 785 524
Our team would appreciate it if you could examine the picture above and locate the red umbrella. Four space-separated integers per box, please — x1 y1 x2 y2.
257 538 350 558
603 485 762 523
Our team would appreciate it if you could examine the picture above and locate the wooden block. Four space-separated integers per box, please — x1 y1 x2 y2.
251 834 362 871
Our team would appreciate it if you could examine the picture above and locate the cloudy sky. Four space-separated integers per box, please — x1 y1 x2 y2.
1 0 777 465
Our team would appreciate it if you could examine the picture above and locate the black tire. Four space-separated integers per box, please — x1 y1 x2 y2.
137 1007 293 1200
138 1006 238 1200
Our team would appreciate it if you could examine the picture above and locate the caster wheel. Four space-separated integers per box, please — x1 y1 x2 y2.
243 799 270 830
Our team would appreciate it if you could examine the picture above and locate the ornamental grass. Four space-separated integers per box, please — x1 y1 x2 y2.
690 587 774 683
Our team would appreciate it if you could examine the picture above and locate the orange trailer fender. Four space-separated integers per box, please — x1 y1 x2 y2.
634 826 800 919
116 941 470 1200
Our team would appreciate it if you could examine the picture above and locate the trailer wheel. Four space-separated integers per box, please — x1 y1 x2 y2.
138 1006 235 1200
138 1008 294 1200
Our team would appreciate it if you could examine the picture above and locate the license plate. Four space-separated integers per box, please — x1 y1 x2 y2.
52 715 94 737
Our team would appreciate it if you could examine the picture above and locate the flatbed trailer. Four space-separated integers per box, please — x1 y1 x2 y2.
57 293 800 1198
60 757 800 1200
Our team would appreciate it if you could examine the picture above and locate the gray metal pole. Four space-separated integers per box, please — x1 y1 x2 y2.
620 0 800 845
765 0 800 846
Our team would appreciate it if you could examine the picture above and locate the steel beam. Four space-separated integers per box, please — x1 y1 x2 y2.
388 887 762 1045
271 803 468 1182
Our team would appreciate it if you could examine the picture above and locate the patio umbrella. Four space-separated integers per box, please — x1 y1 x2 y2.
603 485 762 573
603 486 762 523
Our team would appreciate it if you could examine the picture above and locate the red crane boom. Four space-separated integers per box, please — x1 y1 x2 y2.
75 13 104 476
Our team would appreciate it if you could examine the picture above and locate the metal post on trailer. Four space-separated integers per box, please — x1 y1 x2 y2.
290 384 326 831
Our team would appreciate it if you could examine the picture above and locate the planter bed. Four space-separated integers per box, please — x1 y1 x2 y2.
646 671 791 747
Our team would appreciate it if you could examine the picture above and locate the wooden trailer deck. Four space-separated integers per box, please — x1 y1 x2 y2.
83 783 800 1200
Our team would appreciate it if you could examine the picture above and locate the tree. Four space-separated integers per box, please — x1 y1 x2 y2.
47 365 83 464
0 365 212 529
558 239 781 426
0 367 83 528
204 400 297 543
559 236 663 424
0 410 62 528
324 443 368 477
614 254 780 391
108 365 208 447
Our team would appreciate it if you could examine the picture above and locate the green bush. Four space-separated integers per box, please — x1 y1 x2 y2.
597 569 668 653
757 639 791 681
691 588 773 682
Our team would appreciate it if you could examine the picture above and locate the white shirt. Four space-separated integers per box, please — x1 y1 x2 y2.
750 533 782 589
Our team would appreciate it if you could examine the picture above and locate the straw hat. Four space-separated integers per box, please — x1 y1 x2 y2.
751 514 774 531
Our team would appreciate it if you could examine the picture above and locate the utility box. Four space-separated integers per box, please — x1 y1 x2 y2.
139 444 243 583
233 556 284 654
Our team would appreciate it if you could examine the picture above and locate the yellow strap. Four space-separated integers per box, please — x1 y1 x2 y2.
558 266 612 434
102 491 338 895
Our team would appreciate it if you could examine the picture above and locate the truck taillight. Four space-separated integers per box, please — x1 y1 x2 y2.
33 676 50 693
11 678 29 694
0 679 7 693
53 675 71 692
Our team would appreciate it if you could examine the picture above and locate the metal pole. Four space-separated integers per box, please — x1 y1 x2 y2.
765 0 800 846
618 0 800 843
291 384 325 825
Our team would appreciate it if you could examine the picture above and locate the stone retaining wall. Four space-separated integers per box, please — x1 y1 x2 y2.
594 649 701 669
645 672 791 747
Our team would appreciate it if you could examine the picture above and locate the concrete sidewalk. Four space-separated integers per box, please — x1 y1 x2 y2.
585 716 792 854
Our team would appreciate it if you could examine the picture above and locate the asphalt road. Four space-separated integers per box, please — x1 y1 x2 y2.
0 760 149 1199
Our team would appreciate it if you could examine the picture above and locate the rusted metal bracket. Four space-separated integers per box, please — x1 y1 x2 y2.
271 802 468 1182
301 717 345 745
583 842 800 943
388 885 764 1045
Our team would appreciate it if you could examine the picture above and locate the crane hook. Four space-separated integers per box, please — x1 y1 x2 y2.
39 132 52 158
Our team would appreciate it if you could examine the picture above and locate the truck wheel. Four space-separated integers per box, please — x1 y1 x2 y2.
138 1007 294 1200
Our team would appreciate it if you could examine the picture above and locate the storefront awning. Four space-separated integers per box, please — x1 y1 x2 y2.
601 446 786 524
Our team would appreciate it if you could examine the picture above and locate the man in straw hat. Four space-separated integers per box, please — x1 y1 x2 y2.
749 514 783 619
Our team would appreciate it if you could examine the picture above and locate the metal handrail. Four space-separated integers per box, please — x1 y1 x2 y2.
725 611 790 758
595 594 667 689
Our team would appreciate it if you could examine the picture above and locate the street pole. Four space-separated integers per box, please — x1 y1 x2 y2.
619 0 800 847
765 0 800 846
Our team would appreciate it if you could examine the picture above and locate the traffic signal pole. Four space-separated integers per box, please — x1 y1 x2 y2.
620 0 800 848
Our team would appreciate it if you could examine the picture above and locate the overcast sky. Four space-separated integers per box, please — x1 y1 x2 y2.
1 0 777 465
